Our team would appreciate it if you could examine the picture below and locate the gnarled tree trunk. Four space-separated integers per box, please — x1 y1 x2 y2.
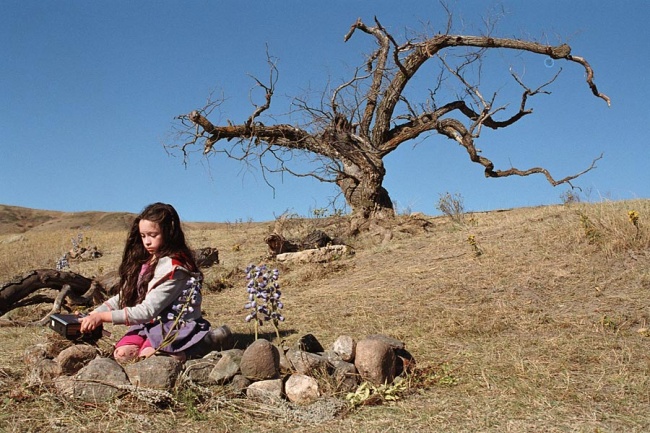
337 160 394 232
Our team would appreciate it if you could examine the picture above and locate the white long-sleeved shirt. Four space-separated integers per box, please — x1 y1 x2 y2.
94 256 202 326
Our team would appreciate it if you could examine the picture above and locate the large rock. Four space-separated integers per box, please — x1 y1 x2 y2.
354 338 396 385
276 245 354 263
55 344 98 375
367 335 415 376
209 349 244 384
331 359 360 393
240 339 279 380
54 376 76 399
293 334 324 353
23 340 71 366
230 374 252 394
182 358 219 385
366 334 405 350
73 357 129 402
286 349 330 375
124 356 182 390
246 378 284 403
285 374 320 404
26 359 61 385
331 335 356 362
278 347 293 373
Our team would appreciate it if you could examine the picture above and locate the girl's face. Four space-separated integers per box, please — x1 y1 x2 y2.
139 219 163 256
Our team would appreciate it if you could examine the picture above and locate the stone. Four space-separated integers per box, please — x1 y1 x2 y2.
23 344 49 366
209 349 244 384
331 359 360 393
55 344 98 375
276 245 354 263
74 357 129 402
394 347 416 377
23 340 70 366
366 334 405 350
54 376 75 399
366 334 414 376
246 378 284 403
278 348 292 373
354 338 396 385
285 373 320 404
331 335 356 362
26 359 61 385
286 349 330 375
294 333 324 353
181 358 219 385
124 356 182 390
229 374 252 394
240 339 279 380
321 349 343 364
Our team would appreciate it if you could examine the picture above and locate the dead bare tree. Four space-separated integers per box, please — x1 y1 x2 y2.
168 15 609 233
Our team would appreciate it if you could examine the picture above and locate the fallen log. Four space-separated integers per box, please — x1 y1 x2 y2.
0 269 116 325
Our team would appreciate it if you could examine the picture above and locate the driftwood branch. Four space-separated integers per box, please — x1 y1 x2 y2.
265 230 341 256
0 270 112 326
1 270 100 314
32 284 73 326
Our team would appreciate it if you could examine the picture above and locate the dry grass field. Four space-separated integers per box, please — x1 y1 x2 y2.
0 199 649 432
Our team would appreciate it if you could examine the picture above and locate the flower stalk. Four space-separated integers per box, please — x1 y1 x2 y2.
244 264 284 341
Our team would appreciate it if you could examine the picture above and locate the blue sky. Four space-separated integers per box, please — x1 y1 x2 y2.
2 1 647 222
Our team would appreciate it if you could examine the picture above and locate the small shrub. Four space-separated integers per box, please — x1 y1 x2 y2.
466 234 483 257
436 192 465 225
575 200 649 253
578 211 601 244
560 189 581 205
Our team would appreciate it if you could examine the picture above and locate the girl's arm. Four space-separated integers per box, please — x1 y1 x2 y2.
78 294 120 333
79 311 112 333
108 270 190 325
92 294 120 313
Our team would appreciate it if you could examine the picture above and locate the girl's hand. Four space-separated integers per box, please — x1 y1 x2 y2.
79 313 103 333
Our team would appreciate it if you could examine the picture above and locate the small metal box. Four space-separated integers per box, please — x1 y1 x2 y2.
49 313 103 340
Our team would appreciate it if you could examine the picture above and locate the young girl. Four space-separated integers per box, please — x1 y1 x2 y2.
80 202 230 363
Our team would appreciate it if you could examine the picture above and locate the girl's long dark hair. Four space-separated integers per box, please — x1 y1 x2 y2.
118 202 199 308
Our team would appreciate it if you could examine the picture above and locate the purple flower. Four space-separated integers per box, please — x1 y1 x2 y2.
243 264 285 337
